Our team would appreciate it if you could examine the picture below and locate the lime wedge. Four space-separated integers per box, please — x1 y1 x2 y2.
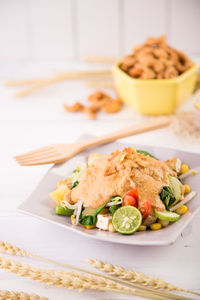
154 210 180 222
112 206 142 234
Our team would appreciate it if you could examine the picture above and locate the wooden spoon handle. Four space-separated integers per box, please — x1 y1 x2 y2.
79 116 171 151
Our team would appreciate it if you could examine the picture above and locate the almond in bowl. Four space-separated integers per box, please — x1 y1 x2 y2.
112 36 198 115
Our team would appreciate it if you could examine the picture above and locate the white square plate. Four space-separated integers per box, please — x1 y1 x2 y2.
18 136 200 246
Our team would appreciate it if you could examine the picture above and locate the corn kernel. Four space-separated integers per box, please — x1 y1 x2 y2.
82 224 96 229
158 219 169 227
71 215 76 225
108 222 116 232
175 205 188 215
150 223 162 230
76 161 86 171
192 170 198 175
138 225 147 231
180 164 189 174
184 184 191 194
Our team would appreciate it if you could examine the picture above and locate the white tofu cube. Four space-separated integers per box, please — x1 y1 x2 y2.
96 214 112 231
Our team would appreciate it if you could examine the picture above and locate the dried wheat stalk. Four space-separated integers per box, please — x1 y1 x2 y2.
4 70 111 97
4 79 46 87
0 241 32 257
0 256 144 298
85 80 115 89
0 241 191 300
87 259 200 297
0 256 184 300
0 290 48 300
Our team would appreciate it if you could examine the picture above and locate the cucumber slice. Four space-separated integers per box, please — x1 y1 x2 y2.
155 210 180 222
82 207 97 216
54 206 74 216
168 176 181 207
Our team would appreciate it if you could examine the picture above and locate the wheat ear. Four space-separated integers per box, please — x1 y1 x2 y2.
0 256 147 298
87 259 200 297
0 241 32 257
1 256 183 300
0 241 191 300
6 70 111 97
0 290 48 300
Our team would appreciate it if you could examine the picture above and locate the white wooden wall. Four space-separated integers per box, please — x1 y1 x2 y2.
0 0 199 61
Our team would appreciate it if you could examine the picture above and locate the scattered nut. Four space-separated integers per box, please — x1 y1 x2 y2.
64 91 122 119
101 99 122 113
64 102 84 112
83 107 97 119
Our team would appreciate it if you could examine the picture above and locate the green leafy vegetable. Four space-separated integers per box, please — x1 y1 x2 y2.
109 204 120 214
71 181 79 189
79 215 94 226
159 186 176 210
136 150 157 159
69 169 82 187
109 195 122 214
94 203 107 216
79 203 107 226
72 169 79 174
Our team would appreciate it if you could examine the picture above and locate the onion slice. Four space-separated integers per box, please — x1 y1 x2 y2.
170 191 196 211
63 200 80 210
75 200 83 225
106 200 122 207
179 169 198 180
64 199 83 225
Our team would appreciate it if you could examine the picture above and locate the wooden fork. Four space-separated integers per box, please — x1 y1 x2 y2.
14 116 171 166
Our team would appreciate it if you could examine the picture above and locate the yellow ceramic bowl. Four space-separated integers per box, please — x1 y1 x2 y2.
112 63 198 115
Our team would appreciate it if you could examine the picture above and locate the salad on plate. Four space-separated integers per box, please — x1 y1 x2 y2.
50 147 197 235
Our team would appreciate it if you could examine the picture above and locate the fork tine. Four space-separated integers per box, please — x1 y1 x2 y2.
14 146 53 160
16 155 65 166
15 152 60 164
15 149 57 163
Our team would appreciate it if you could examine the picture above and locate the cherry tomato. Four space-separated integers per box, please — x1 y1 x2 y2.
122 188 139 208
139 199 152 219
126 188 139 200
122 195 138 207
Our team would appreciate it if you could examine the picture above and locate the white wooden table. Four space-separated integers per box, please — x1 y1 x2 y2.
0 62 200 299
